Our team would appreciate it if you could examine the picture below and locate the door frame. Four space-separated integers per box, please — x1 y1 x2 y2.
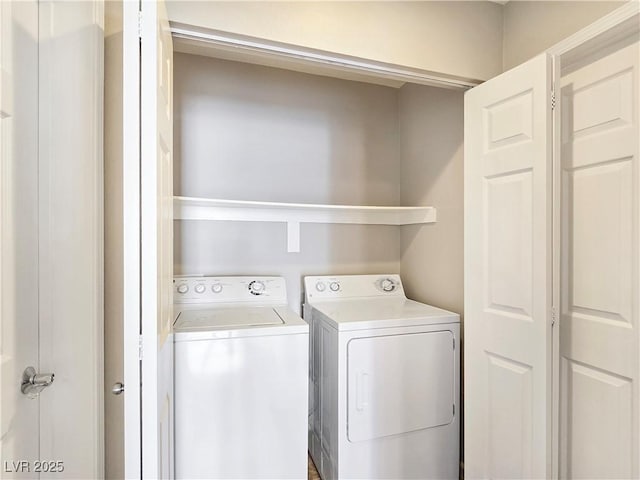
547 2 640 478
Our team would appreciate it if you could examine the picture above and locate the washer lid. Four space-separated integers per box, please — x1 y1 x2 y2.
175 306 284 331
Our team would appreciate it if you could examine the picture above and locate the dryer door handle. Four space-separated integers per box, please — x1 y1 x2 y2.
355 372 369 411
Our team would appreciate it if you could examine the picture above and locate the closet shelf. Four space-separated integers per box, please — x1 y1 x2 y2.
173 196 437 252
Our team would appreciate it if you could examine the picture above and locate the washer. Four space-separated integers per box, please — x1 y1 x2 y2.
174 276 308 479
304 274 460 480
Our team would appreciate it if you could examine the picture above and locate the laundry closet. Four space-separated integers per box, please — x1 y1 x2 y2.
103 1 640 479
171 41 464 315
170 30 466 480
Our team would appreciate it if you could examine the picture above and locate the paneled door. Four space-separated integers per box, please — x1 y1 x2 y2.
122 0 174 477
559 40 639 479
2 1 103 477
0 1 40 474
464 53 553 479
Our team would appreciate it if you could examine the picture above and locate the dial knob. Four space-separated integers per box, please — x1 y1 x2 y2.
176 284 188 294
211 284 223 294
249 280 266 295
315 282 326 292
329 281 340 292
194 284 206 294
381 278 396 292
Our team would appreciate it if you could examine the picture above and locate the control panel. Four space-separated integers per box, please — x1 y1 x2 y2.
304 274 404 301
174 276 287 304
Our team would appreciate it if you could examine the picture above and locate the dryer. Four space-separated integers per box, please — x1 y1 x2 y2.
304 274 460 479
174 276 308 479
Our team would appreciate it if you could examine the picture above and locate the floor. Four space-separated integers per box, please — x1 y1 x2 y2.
308 455 321 480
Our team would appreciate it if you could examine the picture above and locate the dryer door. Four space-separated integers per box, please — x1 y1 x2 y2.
347 330 455 442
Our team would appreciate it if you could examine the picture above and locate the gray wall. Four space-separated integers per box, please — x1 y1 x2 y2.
399 85 464 319
173 53 403 311
502 0 625 70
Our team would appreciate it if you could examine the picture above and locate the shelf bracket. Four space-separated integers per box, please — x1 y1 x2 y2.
287 221 300 253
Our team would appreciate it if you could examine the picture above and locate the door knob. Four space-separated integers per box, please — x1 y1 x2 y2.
21 366 54 398
111 382 124 395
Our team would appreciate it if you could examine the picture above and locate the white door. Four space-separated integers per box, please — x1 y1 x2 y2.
0 0 40 473
464 53 553 479
123 0 174 477
2 1 103 477
559 40 639 479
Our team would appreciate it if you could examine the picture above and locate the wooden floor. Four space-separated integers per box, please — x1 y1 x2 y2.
308 454 321 480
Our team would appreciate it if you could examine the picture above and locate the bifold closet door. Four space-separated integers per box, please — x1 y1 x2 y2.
464 54 553 479
559 40 639 479
122 0 174 477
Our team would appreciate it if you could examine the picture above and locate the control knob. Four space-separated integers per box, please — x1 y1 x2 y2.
315 282 326 292
329 281 340 292
176 284 189 294
380 278 396 292
211 284 223 294
249 280 266 295
195 284 206 294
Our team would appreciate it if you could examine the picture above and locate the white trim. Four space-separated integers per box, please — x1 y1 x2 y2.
548 1 639 57
550 53 561 480
93 2 106 476
169 23 481 90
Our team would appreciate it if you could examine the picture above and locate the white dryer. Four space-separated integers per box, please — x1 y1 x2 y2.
174 276 308 479
304 274 460 480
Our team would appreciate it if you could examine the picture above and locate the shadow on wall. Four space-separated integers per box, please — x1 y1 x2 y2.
172 53 404 312
173 53 400 205
398 84 464 320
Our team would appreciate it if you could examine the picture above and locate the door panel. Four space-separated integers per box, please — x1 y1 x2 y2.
559 40 639 479
486 354 533 479
485 171 533 319
561 359 632 479
464 53 552 479
0 1 40 473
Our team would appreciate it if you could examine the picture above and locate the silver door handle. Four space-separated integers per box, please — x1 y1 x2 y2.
21 366 54 397
111 382 124 395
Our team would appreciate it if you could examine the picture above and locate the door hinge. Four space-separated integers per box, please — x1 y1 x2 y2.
138 335 143 360
453 338 455 350
551 307 558 327
137 10 143 39
551 90 556 110
453 404 455 416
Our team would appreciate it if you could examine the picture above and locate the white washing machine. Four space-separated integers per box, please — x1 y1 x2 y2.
173 276 309 479
304 274 460 480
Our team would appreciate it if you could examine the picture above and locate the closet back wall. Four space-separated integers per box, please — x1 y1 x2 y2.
400 85 464 319
173 53 402 310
